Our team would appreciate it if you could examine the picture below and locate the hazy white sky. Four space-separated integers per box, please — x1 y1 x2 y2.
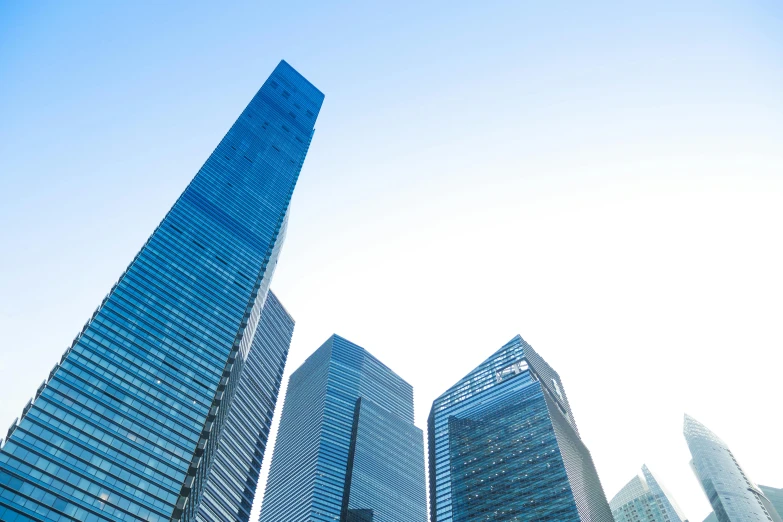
1 2 781 521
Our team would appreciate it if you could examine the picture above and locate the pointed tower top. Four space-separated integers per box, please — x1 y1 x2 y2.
683 414 722 443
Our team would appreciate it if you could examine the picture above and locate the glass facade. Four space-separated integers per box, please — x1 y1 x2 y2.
428 335 613 522
609 465 688 522
684 415 779 522
259 334 427 522
194 291 294 522
759 487 783 522
0 60 323 522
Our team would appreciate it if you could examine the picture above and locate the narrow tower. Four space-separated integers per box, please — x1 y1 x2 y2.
259 334 428 522
0 61 323 522
428 335 613 522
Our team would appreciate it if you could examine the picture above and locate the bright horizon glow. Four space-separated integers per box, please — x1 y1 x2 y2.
1 2 781 521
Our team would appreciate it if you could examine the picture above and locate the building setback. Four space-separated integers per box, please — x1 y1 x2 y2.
428 335 613 522
610 464 689 522
0 60 322 522
684 415 781 522
194 291 294 522
259 334 427 522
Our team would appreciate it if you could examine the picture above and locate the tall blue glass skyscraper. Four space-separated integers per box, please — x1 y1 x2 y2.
684 415 781 522
259 334 427 522
194 290 294 522
610 464 689 522
0 60 322 522
428 335 613 522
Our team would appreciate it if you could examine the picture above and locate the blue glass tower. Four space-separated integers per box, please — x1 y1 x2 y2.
259 334 427 522
610 465 689 522
0 60 322 522
428 335 613 522
194 290 294 522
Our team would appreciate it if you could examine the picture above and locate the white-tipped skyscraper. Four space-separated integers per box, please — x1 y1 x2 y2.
684 414 781 522
610 464 688 522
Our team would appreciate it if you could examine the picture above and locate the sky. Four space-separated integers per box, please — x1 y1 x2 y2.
1 1 782 520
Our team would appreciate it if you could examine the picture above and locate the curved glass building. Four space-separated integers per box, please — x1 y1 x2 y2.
427 335 613 522
610 464 688 522
684 414 780 522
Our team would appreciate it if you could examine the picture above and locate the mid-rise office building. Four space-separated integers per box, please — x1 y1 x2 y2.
259 334 427 522
0 60 322 522
685 415 781 522
610 464 688 522
428 334 613 522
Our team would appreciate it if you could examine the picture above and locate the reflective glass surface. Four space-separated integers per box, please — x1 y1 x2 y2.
684 415 776 522
344 397 426 522
760 486 783 521
194 291 294 522
610 465 688 522
428 335 613 522
0 60 322 522
259 335 427 522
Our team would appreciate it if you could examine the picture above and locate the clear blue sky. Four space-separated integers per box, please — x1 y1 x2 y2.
2 2 782 520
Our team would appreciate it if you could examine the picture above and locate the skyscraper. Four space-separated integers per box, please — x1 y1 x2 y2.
428 335 613 522
684 414 781 522
0 60 323 522
259 334 427 522
194 290 294 522
610 464 689 522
